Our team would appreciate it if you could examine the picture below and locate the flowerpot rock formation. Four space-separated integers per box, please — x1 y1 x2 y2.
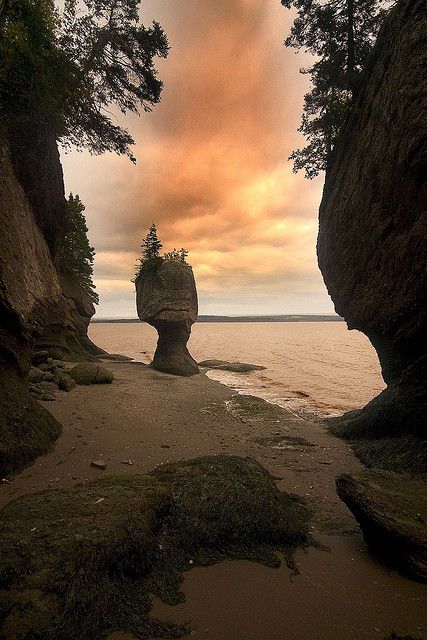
136 260 199 376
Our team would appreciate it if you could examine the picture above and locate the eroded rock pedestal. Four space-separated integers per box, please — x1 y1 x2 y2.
317 0 427 457
136 260 199 376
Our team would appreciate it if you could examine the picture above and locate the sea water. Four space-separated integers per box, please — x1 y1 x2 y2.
89 321 385 418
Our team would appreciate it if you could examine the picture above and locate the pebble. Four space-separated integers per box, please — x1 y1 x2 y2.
120 459 133 465
91 460 107 470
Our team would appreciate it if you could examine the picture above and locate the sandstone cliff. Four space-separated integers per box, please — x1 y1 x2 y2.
317 0 426 460
0 130 62 474
0 121 103 474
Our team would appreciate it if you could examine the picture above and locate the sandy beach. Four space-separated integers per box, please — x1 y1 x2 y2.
1 361 425 640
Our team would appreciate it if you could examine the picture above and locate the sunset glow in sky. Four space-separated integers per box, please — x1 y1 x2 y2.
62 0 335 318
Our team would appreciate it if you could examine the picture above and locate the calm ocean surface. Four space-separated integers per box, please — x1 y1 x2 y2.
89 322 385 418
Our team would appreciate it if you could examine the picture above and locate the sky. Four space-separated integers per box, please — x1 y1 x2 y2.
61 0 335 318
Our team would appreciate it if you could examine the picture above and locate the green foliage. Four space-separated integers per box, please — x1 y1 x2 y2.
142 222 163 260
0 0 168 160
164 247 189 263
282 0 392 178
60 193 99 304
133 224 190 281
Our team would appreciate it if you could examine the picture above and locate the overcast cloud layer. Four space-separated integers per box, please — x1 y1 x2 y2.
61 0 334 318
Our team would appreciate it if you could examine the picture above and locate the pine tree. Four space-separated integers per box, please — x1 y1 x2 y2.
60 193 99 304
142 223 163 260
282 0 391 178
133 223 163 280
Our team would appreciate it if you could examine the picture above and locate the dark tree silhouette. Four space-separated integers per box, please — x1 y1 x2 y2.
60 194 99 304
0 0 168 160
282 0 392 178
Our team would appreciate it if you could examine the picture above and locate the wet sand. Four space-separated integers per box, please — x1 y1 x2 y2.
1 361 426 639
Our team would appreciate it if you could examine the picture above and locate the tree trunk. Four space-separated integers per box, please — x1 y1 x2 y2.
347 0 356 92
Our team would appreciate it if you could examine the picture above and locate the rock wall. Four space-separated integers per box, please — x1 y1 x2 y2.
0 130 62 475
0 121 103 474
317 0 427 442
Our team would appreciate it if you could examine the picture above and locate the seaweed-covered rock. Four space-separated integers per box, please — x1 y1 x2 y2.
317 0 427 454
68 363 114 385
0 364 61 477
0 456 313 640
336 470 427 582
136 260 199 376
199 359 266 372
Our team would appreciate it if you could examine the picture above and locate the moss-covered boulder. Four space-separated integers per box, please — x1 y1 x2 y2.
68 363 114 385
336 470 427 582
0 456 314 640
0 365 61 477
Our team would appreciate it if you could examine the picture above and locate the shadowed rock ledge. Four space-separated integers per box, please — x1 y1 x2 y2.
336 470 427 582
317 0 427 470
136 259 199 376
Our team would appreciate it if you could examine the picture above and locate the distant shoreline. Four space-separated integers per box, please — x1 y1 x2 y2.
91 314 344 324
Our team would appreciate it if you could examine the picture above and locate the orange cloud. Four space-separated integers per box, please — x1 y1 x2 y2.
62 0 332 317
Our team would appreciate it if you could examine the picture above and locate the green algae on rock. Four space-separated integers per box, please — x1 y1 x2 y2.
68 362 114 385
336 470 427 582
0 456 314 640
198 360 266 373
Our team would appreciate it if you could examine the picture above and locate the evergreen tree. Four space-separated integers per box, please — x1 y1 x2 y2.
133 223 162 280
60 193 99 304
142 223 163 260
282 0 391 178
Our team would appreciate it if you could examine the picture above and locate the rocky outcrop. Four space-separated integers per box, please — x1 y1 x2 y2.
336 470 427 582
317 0 427 450
0 120 103 474
199 359 266 373
7 118 68 257
34 271 106 361
0 131 62 474
136 259 199 376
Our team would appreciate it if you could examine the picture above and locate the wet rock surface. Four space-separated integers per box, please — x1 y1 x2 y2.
68 363 114 385
199 359 266 372
136 260 199 376
0 456 313 640
336 470 427 582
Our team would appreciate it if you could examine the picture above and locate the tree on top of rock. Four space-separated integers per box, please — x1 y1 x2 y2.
142 223 163 260
133 225 191 281
282 0 392 179
60 194 99 304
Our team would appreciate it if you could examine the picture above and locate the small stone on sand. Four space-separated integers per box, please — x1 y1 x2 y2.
91 460 107 470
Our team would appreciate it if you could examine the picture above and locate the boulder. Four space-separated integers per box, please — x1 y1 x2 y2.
55 372 77 392
135 260 199 376
68 363 114 385
317 0 427 459
336 470 427 582
199 359 266 372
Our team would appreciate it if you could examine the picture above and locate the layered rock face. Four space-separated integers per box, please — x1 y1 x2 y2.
0 131 62 474
0 122 103 474
318 0 427 442
136 260 199 376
